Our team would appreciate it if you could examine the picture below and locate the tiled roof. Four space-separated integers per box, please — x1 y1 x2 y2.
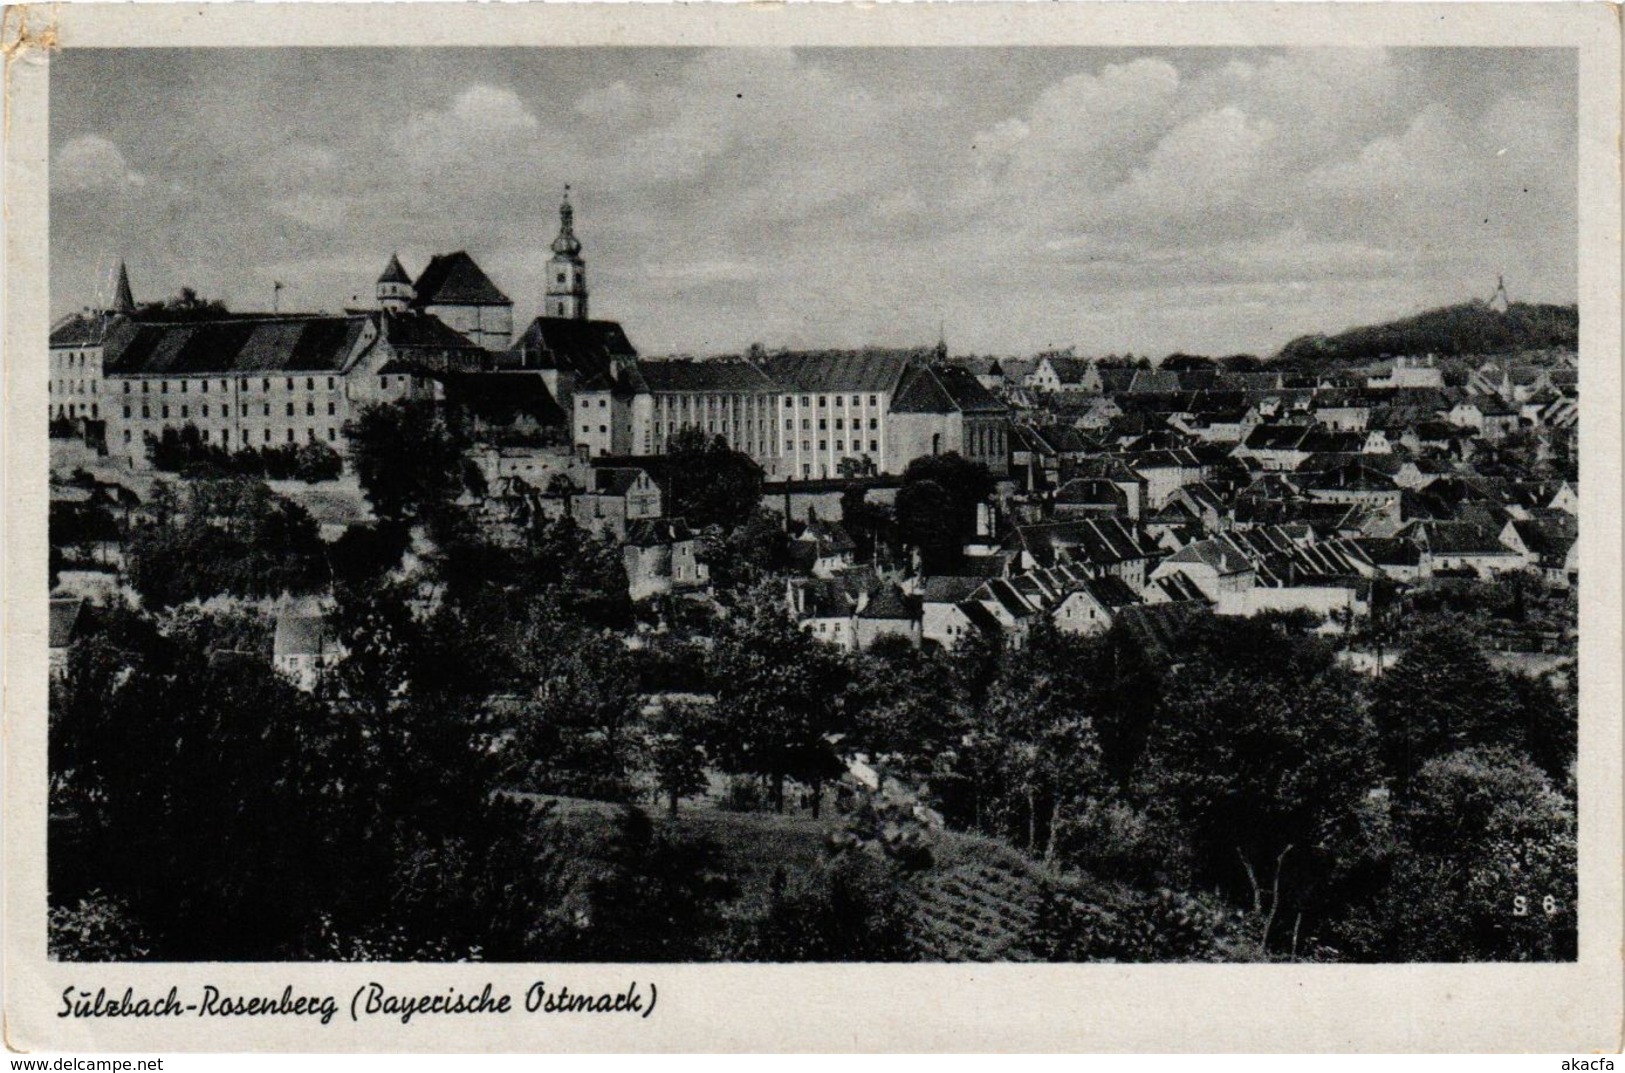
506 317 639 380
931 364 1008 413
1081 575 1141 610
626 518 697 547
102 315 369 376
381 310 483 352
440 371 568 427
411 251 512 307
640 359 776 393
759 350 916 395
378 255 412 286
890 365 959 414
51 312 116 348
48 598 85 649
858 586 921 621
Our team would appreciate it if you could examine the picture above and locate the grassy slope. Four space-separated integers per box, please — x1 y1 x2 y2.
541 795 1050 961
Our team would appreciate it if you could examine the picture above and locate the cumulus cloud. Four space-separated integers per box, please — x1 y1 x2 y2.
53 134 144 193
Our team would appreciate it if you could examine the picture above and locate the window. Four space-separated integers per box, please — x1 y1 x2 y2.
141 405 149 418
262 378 270 391
599 399 607 408
836 440 845 452
802 419 811 430
141 382 149 394
785 419 793 430
200 380 208 393
327 377 335 390
582 425 590 434
201 430 209 442
201 405 209 418
241 430 248 444
306 377 314 391
870 440 878 453
122 406 131 419
123 383 130 394
818 419 827 431
161 381 168 394
286 403 295 417
123 430 131 444
90 404 98 419
328 428 337 442
802 440 810 452
835 418 844 430
818 440 827 451
287 429 295 442
869 395 877 406
328 402 336 415
264 403 271 416
381 377 389 390
240 379 248 390
306 402 315 416
599 425 607 434
818 396 827 408
852 395 860 406
264 430 272 443
286 378 294 390
869 418 878 430
180 381 187 393
801 396 810 407
161 405 169 419
220 380 227 391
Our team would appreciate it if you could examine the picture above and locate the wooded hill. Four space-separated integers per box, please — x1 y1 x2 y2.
1275 300 1578 372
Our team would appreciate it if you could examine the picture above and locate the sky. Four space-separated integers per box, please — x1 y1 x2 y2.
50 47 1576 358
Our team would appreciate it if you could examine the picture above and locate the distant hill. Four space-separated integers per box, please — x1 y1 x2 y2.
1275 300 1577 372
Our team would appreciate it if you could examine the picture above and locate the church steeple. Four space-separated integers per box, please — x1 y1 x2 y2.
545 185 588 320
112 260 136 315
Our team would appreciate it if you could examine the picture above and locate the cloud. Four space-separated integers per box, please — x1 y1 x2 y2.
393 84 543 169
53 134 145 193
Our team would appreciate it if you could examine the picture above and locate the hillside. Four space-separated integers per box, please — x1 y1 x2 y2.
1275 300 1577 372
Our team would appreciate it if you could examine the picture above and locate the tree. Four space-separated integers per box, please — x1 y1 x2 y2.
1335 747 1576 962
1141 615 1380 955
663 427 763 530
344 399 467 525
709 583 850 814
640 697 716 817
895 453 992 572
844 639 969 797
1370 622 1518 792
572 808 741 961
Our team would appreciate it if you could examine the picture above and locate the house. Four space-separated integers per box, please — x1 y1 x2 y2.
1052 575 1141 636
1402 520 1526 578
1149 540 1256 602
1028 356 1101 394
919 575 990 649
571 466 663 540
48 597 87 677
272 602 340 692
1366 355 1444 389
1052 477 1133 521
792 516 857 577
1124 447 1205 508
788 573 872 650
1005 518 1163 588
854 586 923 650
623 519 709 601
1501 516 1578 587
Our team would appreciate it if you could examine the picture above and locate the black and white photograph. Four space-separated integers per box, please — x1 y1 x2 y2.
7 1 1623 1055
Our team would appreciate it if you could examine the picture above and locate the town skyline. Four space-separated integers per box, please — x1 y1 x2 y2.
53 47 1576 358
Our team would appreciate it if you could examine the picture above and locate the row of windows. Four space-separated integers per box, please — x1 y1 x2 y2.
786 417 878 432
50 380 97 394
124 401 338 420
54 350 95 368
796 439 879 454
122 426 337 446
119 376 341 395
786 395 879 409
52 404 98 418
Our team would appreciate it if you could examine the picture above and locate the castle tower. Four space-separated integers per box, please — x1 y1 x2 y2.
112 260 136 315
545 185 589 321
377 254 414 312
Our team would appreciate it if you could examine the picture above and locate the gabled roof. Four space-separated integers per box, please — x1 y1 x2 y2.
102 315 369 376
51 312 117 348
759 350 918 395
1163 539 1254 576
1080 575 1141 611
506 317 639 381
626 518 697 547
858 586 921 621
1407 520 1515 556
411 251 512 307
890 365 960 414
48 597 86 649
640 358 776 393
441 371 567 428
592 467 653 496
1007 518 1160 568
931 364 1009 413
920 575 986 604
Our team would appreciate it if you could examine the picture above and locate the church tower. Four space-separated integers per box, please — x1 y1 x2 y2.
377 254 414 312
545 185 589 320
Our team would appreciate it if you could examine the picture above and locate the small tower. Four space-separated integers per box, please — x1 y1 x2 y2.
545 185 589 321
377 254 414 312
111 260 136 315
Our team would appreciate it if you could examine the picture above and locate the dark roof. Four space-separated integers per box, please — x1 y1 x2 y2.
112 262 136 314
593 467 653 496
506 317 639 381
380 309 485 352
758 350 914 395
51 312 116 348
1355 537 1423 567
1081 575 1141 610
890 365 959 414
640 358 777 394
931 364 1008 414
1007 518 1161 568
48 598 85 649
626 518 697 547
920 575 986 603
378 254 412 286
102 315 368 376
441 371 567 428
858 586 921 621
1115 602 1209 662
411 252 512 307
1410 521 1514 556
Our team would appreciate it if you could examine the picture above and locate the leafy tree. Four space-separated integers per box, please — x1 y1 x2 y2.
1335 747 1576 961
1370 622 1519 792
1141 615 1380 955
344 399 466 525
571 808 741 961
640 697 716 817
663 427 763 530
844 639 969 796
709 583 850 814
895 453 992 571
